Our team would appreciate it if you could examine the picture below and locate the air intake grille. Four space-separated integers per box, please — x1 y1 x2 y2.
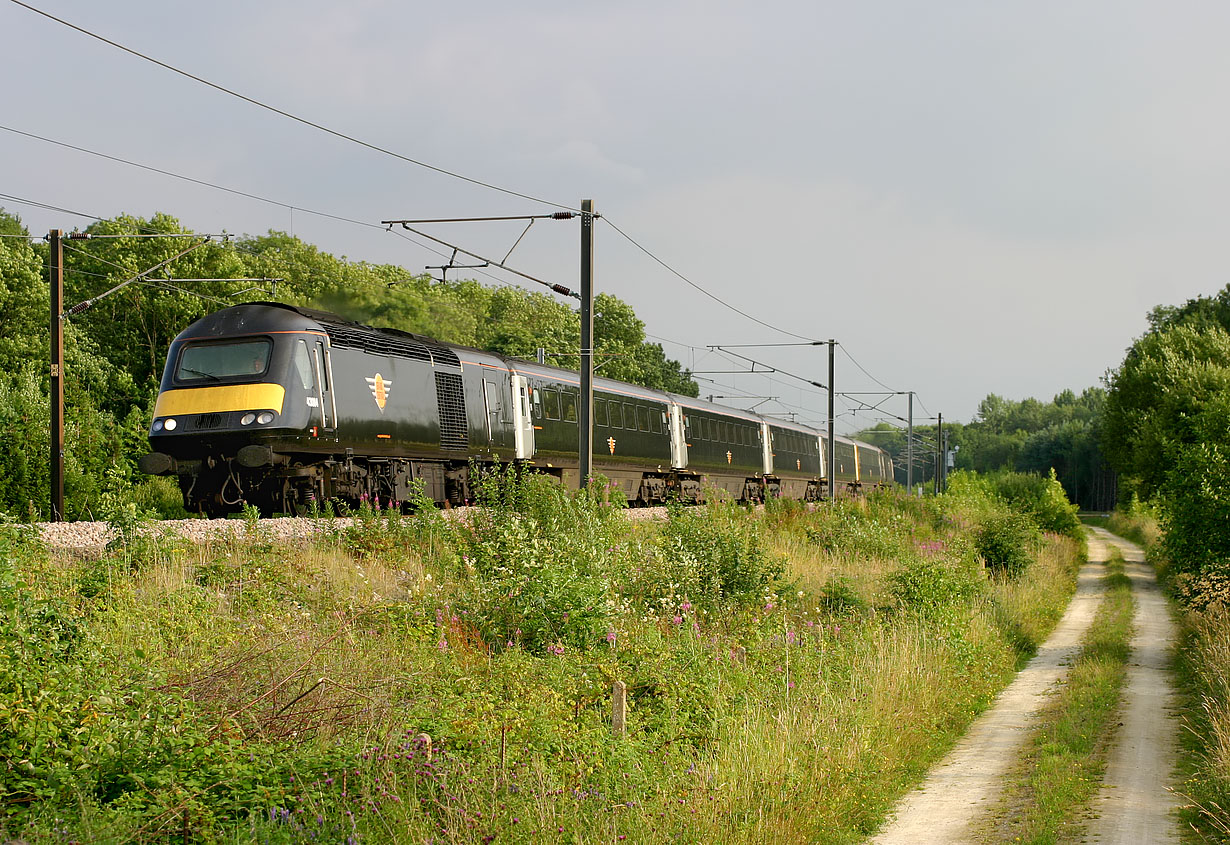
320 322 462 368
194 413 222 430
435 372 468 451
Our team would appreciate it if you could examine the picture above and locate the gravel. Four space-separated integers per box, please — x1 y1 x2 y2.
34 505 671 554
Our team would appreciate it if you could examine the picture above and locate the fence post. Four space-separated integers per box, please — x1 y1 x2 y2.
612 680 627 737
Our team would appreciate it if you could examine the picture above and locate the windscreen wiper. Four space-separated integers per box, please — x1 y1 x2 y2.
181 368 221 381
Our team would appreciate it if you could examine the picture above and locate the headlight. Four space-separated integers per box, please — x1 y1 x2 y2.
163 418 177 431
256 412 275 425
152 419 164 432
240 413 256 426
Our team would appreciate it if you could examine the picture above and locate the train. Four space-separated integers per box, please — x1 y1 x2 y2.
139 302 893 515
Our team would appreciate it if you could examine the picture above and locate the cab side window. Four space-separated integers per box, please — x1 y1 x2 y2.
293 340 314 390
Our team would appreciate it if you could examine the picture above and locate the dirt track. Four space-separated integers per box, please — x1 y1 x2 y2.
870 528 1180 844
1083 528 1180 844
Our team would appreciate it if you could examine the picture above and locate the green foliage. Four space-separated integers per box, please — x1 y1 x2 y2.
887 555 982 620
651 498 785 613
450 469 626 652
803 500 910 559
975 511 1038 578
0 465 1092 842
0 534 87 812
856 387 1114 508
0 361 50 518
818 575 865 615
988 469 1082 537
1105 321 1230 500
0 216 47 371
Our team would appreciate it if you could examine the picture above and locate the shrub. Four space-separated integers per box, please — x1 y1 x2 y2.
818 575 865 615
651 499 785 613
886 556 982 620
987 470 1082 537
450 469 626 652
975 511 1038 578
803 501 908 559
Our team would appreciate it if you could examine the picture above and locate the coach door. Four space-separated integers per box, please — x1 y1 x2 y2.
668 404 687 468
510 374 535 459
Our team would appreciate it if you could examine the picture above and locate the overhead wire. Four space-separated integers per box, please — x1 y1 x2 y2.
0 191 103 222
6 4 847 344
602 217 820 343
838 342 897 393
7 0 579 215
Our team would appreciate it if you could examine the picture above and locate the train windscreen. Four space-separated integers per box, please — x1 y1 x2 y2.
175 339 272 382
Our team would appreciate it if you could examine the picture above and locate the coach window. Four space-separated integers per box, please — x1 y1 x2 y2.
653 410 665 434
562 391 578 423
637 406 651 432
622 403 635 431
595 398 608 427
542 389 561 421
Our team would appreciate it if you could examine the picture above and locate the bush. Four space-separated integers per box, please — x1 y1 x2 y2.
803 500 909 559
886 556 982 620
450 468 627 653
987 470 1082 537
818 575 865 615
975 511 1038 578
651 499 785 613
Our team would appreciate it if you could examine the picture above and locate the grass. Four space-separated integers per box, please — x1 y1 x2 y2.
1173 596 1230 841
975 544 1135 844
0 485 1084 843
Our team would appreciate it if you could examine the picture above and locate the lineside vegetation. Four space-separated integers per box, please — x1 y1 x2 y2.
1 474 1081 843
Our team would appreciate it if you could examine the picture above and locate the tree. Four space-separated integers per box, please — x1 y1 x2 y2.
0 210 47 371
1103 322 1230 499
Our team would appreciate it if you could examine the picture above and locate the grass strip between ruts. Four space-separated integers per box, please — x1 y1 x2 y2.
973 545 1135 844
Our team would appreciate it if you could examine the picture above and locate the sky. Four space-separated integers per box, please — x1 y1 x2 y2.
4 0 1229 434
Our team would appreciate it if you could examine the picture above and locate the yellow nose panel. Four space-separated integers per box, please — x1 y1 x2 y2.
153 383 286 416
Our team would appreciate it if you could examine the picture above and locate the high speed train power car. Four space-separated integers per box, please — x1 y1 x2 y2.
140 302 893 515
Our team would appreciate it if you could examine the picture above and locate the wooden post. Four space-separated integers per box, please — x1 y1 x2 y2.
415 732 433 761
611 680 627 737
